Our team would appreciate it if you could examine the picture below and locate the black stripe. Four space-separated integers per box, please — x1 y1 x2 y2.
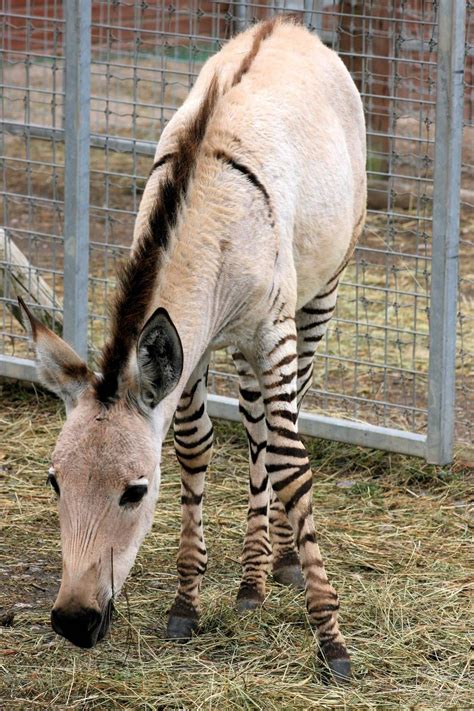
315 280 339 300
181 479 200 496
263 391 297 405
176 378 202 411
266 461 302 474
173 425 198 438
177 562 207 576
270 463 311 492
270 287 281 310
302 305 335 316
174 440 213 460
240 388 261 403
266 444 307 459
308 603 340 615
264 371 297 389
174 402 205 425
176 460 208 475
263 353 297 374
239 404 265 424
297 372 314 398
181 492 203 506
269 409 297 425
304 333 325 344
265 422 299 440
268 334 297 357
297 361 313 380
246 429 267 464
328 259 350 283
298 531 317 546
216 151 273 219
174 427 213 450
248 524 269 535
242 549 272 563
149 152 174 175
249 476 269 496
284 478 313 513
247 505 268 519
299 316 333 332
299 350 316 359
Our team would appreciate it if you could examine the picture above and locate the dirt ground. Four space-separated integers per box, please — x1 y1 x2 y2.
0 381 472 709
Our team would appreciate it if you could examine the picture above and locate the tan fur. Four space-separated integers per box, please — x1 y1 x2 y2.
139 18 366 399
21 18 366 658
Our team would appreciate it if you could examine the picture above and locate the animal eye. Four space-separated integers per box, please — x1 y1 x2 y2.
47 470 60 496
119 484 148 507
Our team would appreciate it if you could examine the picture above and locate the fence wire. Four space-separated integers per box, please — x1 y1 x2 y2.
0 1 472 455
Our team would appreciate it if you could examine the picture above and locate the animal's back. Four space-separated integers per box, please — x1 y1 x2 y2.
148 21 366 308
156 20 366 307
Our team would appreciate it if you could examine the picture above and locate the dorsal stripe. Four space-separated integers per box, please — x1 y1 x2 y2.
94 18 280 405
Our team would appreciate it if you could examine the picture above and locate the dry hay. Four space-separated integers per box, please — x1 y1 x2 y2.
0 380 472 709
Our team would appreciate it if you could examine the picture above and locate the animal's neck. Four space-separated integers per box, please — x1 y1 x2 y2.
152 174 244 379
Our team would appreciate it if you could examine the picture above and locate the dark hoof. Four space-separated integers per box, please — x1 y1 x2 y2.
236 584 264 613
319 642 352 685
326 658 352 685
166 615 198 642
272 564 305 590
236 596 262 613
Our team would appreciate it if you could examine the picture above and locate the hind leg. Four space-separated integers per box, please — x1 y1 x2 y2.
255 309 350 682
232 350 272 611
270 279 340 590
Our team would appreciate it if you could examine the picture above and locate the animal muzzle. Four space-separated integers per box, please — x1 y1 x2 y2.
51 599 114 648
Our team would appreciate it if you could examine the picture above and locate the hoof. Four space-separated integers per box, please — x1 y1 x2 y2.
166 615 198 642
319 642 352 685
272 564 305 590
236 584 264 613
236 597 262 613
326 658 352 685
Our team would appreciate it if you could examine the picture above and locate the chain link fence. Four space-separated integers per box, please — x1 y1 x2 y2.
1 0 472 464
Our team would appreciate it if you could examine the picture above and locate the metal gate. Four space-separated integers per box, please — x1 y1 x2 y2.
1 1 472 464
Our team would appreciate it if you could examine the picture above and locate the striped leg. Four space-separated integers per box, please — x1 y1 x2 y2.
167 358 213 640
232 350 272 612
257 317 350 682
270 280 339 590
296 278 339 410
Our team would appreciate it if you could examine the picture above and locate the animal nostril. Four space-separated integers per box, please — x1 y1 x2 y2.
51 606 103 648
51 607 65 636
86 609 101 632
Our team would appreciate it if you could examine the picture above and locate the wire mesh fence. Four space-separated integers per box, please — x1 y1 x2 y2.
1 0 472 463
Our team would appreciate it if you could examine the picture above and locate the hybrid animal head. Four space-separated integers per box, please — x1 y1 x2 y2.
18 297 183 647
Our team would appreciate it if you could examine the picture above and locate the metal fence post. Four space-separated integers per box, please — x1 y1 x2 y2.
427 0 466 465
63 0 91 360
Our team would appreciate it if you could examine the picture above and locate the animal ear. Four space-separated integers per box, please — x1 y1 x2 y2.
136 307 183 408
17 296 93 409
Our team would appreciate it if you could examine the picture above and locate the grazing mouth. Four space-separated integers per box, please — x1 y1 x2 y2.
96 598 114 644
51 598 115 648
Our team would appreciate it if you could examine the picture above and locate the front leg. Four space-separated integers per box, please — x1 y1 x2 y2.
167 359 213 640
255 318 351 683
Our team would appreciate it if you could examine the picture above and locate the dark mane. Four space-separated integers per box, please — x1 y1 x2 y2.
231 17 279 87
95 19 278 405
